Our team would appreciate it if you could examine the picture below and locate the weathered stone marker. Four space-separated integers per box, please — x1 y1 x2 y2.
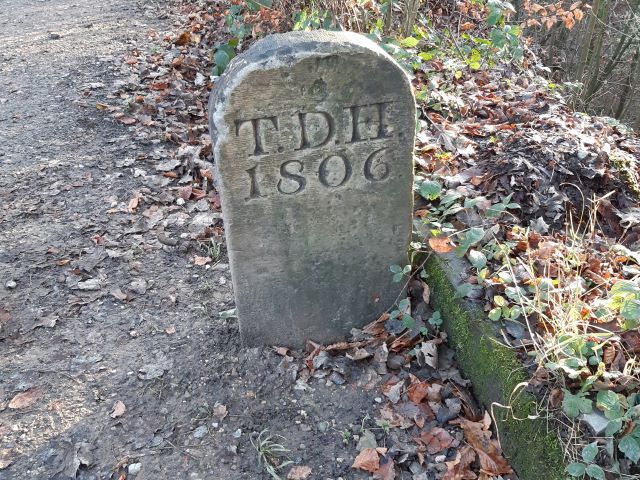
209 30 415 347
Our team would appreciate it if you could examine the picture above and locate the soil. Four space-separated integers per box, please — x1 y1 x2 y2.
0 1 376 479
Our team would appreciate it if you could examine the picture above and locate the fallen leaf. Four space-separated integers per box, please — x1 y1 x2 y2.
443 445 477 480
273 346 290 356
111 288 128 302
128 193 142 213
194 255 211 266
9 388 42 409
418 341 439 368
416 427 454 454
421 281 430 304
407 380 430 404
429 236 455 254
110 400 126 418
382 379 404 404
165 325 176 335
178 185 192 200
175 31 191 46
460 418 512 477
352 448 380 473
0 448 13 470
213 403 228 420
287 465 312 479
373 457 396 479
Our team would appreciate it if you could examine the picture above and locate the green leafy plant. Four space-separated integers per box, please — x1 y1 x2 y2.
293 9 338 31
608 280 640 330
390 264 411 282
251 430 293 480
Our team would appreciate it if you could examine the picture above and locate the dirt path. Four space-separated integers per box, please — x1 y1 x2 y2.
0 2 378 479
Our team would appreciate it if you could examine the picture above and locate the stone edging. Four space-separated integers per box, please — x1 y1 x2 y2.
422 252 566 480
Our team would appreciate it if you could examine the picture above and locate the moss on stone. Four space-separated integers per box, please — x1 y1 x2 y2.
611 149 640 202
423 254 566 480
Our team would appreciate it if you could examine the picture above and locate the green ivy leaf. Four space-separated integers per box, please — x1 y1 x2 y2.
486 202 507 218
585 464 605 480
619 435 640 463
488 307 502 321
605 419 623 437
563 390 593 419
419 180 442 200
582 442 598 463
468 250 487 270
390 264 402 274
621 299 640 321
400 36 420 48
402 314 415 329
454 227 485 257
214 49 232 75
597 390 619 410
566 462 586 477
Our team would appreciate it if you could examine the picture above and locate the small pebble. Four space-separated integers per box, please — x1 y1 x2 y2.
128 463 142 476
374 397 382 403
5 280 16 289
318 421 329 433
193 425 208 439
233 428 241 438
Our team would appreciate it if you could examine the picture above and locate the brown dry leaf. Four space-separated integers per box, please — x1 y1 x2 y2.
563 12 575 29
151 81 170 90
273 346 290 356
460 418 512 477
175 31 191 46
373 457 396 479
363 314 388 337
118 117 136 125
460 21 475 31
352 448 380 473
165 325 176 335
429 236 455 254
574 8 584 20
110 400 126 418
178 185 192 200
378 403 413 429
407 380 430 404
194 255 211 266
287 465 312 479
421 281 430 304
443 445 477 480
389 333 421 352
213 403 228 420
9 388 42 409
128 193 142 213
111 288 128 302
0 308 11 326
416 427 454 454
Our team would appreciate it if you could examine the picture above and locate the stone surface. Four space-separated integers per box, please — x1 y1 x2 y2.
209 30 415 346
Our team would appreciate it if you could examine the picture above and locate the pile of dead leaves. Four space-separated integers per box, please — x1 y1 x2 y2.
275 309 514 479
416 65 640 238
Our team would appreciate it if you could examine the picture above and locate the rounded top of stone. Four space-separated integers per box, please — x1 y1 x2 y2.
228 30 393 67
209 30 411 135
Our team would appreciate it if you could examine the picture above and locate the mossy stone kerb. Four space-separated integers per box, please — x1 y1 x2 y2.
423 253 565 480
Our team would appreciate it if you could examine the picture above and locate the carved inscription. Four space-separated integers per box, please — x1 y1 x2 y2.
236 101 397 199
